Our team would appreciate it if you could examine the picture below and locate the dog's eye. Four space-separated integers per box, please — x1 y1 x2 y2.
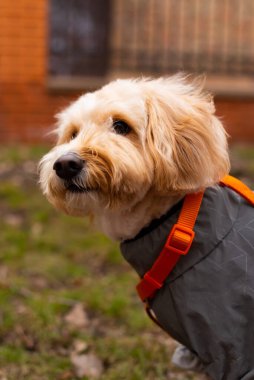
71 131 78 140
112 120 131 135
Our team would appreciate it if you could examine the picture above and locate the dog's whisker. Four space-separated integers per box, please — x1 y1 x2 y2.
72 176 85 188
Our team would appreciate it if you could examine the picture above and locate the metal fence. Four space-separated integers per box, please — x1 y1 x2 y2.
110 0 254 76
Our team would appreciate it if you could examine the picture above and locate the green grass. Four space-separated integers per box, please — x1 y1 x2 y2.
0 144 253 380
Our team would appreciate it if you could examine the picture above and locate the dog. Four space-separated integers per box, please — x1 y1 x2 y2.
39 76 254 379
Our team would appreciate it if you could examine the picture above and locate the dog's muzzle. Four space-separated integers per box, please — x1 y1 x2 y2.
53 153 84 180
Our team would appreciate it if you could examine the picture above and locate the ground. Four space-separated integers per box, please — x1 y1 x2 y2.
0 145 253 380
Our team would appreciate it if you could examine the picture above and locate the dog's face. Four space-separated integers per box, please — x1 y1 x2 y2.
39 76 230 239
39 80 154 216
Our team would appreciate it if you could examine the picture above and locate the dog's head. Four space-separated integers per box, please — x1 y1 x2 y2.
39 76 230 238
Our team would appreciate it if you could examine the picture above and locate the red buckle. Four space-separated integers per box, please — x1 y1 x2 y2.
165 223 195 255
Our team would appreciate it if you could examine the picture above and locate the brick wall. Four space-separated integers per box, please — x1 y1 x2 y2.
0 0 253 144
216 99 254 143
0 0 76 143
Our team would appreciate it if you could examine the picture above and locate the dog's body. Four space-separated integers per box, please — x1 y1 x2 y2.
39 76 254 379
121 184 254 379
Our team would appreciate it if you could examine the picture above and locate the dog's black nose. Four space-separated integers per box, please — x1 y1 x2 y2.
53 153 84 180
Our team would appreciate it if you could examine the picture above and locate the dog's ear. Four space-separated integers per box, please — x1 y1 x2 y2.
145 76 230 194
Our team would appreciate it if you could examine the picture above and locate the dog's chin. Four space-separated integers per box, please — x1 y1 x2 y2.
54 189 96 217
65 182 94 194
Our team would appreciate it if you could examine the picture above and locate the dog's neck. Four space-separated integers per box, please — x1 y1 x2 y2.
97 193 184 241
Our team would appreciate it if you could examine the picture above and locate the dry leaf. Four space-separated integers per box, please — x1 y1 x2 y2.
64 303 89 328
71 353 104 379
72 339 88 354
5 213 24 227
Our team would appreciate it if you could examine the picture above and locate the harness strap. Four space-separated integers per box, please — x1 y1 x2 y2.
136 175 254 303
136 191 204 302
220 175 254 205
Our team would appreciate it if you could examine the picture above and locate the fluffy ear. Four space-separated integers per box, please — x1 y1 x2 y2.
145 76 230 193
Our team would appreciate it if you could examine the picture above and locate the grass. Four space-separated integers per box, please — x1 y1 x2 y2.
0 145 253 380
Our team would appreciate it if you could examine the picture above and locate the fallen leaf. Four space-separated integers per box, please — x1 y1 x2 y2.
64 303 89 328
71 353 104 379
72 339 88 354
0 369 7 380
5 213 24 227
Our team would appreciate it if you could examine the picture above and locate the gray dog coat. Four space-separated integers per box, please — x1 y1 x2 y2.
121 184 254 380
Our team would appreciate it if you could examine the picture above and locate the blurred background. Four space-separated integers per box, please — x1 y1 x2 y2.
1 0 254 142
0 1 253 379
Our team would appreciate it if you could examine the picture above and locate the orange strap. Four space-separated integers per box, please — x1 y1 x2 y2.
137 175 254 302
136 191 204 301
220 175 254 205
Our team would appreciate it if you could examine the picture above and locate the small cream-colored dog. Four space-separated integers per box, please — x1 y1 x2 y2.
41 76 247 378
39 75 229 240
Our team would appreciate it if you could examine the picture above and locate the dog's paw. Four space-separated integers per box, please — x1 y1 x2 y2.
171 344 204 372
